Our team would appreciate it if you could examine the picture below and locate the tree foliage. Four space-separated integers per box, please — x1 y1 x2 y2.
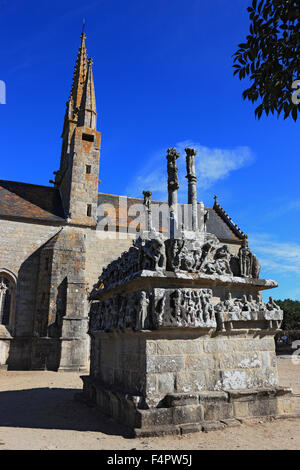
275 298 300 329
233 0 300 121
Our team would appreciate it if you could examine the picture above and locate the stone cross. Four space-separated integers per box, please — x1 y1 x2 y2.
143 190 153 232
166 148 180 238
185 147 198 232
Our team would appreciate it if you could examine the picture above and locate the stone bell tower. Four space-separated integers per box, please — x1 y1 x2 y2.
51 24 101 226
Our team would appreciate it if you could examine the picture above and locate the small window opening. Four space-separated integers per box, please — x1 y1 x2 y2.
86 165 91 174
0 277 12 326
82 133 94 142
87 204 92 217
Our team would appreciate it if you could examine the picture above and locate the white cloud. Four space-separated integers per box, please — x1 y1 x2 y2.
250 233 300 277
268 199 300 220
126 141 254 201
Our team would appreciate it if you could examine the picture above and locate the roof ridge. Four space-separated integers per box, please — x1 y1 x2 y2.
98 192 213 208
0 180 57 191
213 195 246 240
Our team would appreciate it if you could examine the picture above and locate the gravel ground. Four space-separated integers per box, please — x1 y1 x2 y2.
0 356 299 450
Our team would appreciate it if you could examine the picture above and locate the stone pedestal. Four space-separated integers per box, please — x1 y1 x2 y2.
80 262 295 436
82 327 293 436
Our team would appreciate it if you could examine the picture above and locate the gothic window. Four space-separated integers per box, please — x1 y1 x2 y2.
0 275 14 327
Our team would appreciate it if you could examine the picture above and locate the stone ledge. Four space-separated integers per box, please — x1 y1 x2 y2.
134 424 181 438
199 391 228 402
164 393 199 407
202 421 226 432
80 375 296 436
227 387 292 402
91 270 278 301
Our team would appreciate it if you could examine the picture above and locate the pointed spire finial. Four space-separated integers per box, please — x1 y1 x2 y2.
78 54 97 129
81 18 86 39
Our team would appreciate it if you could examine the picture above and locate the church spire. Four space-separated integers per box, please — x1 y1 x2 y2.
53 25 101 227
64 24 88 126
78 57 97 129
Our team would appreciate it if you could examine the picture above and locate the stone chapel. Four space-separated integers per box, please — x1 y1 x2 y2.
0 28 247 371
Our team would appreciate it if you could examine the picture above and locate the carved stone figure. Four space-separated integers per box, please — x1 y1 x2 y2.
215 292 241 331
165 238 185 271
180 243 196 272
229 255 240 277
141 238 166 271
89 302 100 333
200 244 232 275
170 290 182 325
264 297 282 328
153 288 166 327
238 237 253 278
252 253 261 279
143 190 153 232
135 291 150 331
166 148 180 194
214 245 232 275
201 289 215 324
247 294 259 320
266 296 280 311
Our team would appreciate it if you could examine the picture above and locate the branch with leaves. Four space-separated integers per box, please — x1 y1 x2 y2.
233 0 300 121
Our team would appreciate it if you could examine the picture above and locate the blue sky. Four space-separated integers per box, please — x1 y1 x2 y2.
1 0 299 300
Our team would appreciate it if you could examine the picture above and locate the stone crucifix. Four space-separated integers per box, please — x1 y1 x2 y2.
143 190 153 232
166 148 180 238
185 147 198 232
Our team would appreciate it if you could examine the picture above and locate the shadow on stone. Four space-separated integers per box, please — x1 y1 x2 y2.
0 387 133 437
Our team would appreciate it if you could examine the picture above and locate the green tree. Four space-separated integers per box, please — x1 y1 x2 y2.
275 298 300 329
233 0 300 121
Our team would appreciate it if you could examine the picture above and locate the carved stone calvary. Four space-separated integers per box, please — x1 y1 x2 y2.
80 145 294 438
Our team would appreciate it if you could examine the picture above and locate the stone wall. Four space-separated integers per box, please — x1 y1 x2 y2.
0 219 139 369
31 226 89 371
85 231 136 290
90 330 278 402
0 219 61 368
0 219 60 337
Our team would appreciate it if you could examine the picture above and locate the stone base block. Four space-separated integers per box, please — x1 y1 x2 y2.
80 375 295 437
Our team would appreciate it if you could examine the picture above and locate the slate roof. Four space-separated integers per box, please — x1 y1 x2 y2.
205 208 242 242
0 180 65 223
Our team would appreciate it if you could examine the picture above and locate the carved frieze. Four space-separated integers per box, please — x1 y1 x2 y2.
89 288 217 332
89 288 282 334
215 294 283 331
93 233 262 293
